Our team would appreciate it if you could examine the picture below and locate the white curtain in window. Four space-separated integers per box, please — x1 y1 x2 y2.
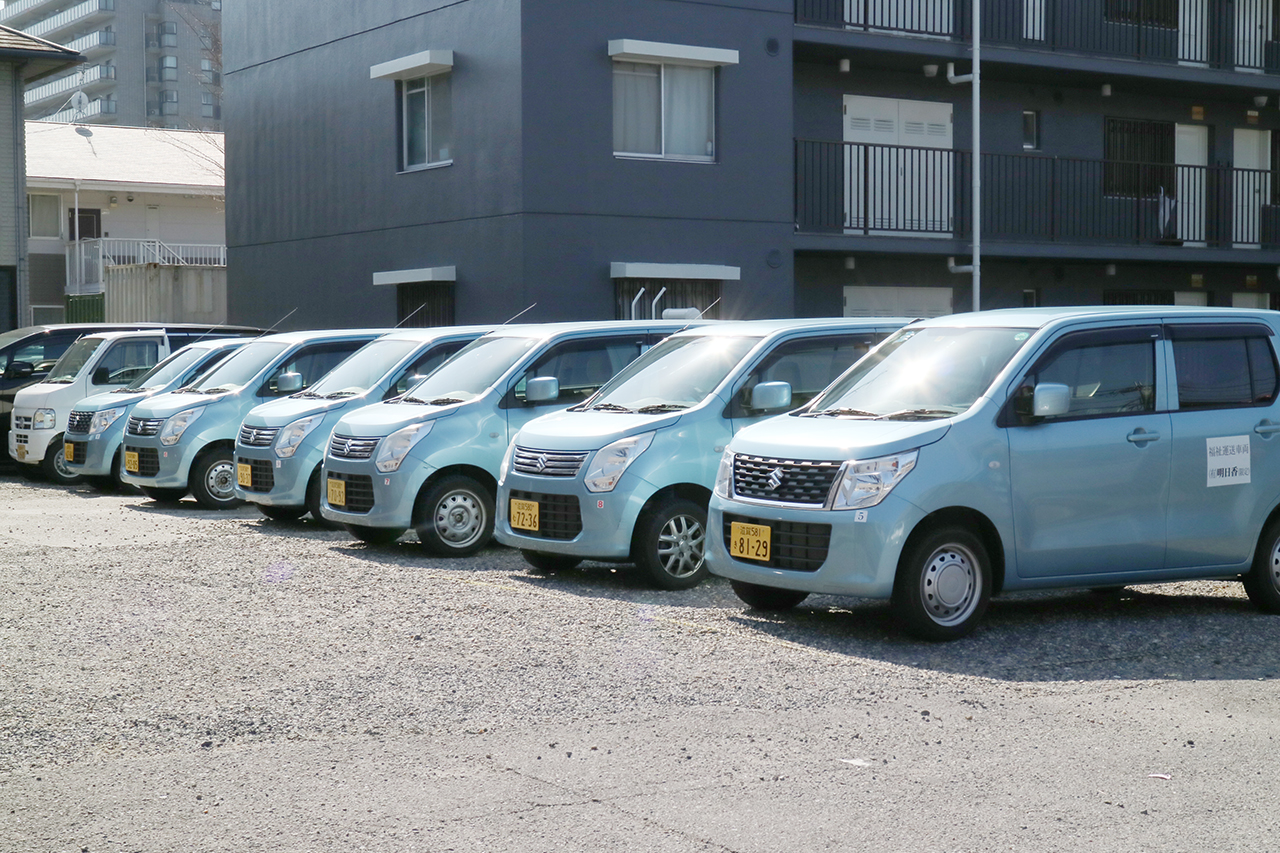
404 78 427 167
613 62 661 154
28 195 61 238
428 74 452 163
664 65 714 159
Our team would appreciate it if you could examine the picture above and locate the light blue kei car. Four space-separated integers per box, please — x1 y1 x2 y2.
707 306 1280 640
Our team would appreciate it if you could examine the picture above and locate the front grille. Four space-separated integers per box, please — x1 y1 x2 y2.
13 415 31 430
732 453 843 505
238 424 279 447
512 446 590 477
127 416 164 437
509 489 582 540
127 446 161 477
67 411 93 434
65 441 88 466
327 472 374 513
239 457 274 492
328 433 379 460
13 433 26 446
722 513 832 572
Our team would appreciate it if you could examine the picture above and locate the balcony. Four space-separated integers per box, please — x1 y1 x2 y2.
67 239 227 295
23 64 114 108
0 0 61 28
27 0 114 41
62 29 117 58
797 0 1280 74
38 96 115 123
796 139 1280 253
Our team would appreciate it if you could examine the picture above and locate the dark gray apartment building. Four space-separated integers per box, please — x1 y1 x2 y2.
3 0 221 130
224 0 1280 327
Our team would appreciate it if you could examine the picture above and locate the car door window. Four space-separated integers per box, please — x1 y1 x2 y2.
92 340 161 386
1009 327 1159 423
729 334 881 418
10 332 80 372
510 337 645 406
260 341 370 397
385 341 469 399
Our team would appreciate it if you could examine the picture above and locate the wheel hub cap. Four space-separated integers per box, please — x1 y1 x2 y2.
435 492 483 546
209 462 235 500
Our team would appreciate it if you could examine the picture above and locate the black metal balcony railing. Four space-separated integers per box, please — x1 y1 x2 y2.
796 139 1280 248
797 0 1280 73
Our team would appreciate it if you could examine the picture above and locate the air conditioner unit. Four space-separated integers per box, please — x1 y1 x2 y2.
146 40 159 49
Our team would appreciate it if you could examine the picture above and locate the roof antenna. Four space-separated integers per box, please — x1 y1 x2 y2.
259 307 298 336
394 302 427 328
675 297 720 334
502 302 537 325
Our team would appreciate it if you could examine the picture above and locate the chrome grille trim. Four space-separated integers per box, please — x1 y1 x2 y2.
126 416 165 437
67 411 93 434
731 453 843 506
13 415 32 430
512 446 590 477
238 424 280 447
328 433 379 460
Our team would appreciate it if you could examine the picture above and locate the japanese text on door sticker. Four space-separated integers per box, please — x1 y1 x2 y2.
1207 436 1250 487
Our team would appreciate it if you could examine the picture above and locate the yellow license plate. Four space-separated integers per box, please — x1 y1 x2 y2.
237 462 252 487
15 445 26 461
729 521 772 562
64 442 73 462
510 498 539 532
327 477 346 507
124 450 139 473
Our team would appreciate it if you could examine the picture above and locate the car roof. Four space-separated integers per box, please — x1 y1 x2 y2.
911 306 1280 331
373 324 494 343
247 328 395 345
479 319 709 342
663 317 913 339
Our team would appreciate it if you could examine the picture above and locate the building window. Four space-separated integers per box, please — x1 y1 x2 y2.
613 61 716 161
200 58 219 85
400 73 452 169
1103 289 1174 305
396 283 455 326
1104 117 1174 197
28 194 61 238
1104 0 1177 28
201 92 219 118
161 89 179 116
614 279 721 319
1022 110 1040 150
161 55 178 81
159 21 178 48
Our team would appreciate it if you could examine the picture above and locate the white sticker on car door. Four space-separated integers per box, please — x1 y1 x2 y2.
1207 436 1251 487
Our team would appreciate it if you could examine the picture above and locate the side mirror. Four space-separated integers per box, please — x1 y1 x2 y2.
91 366 110 385
5 361 33 380
751 381 793 411
276 372 304 394
525 376 560 404
1033 383 1071 418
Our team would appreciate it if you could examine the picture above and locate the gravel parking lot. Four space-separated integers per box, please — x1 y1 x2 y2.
2 469 1279 851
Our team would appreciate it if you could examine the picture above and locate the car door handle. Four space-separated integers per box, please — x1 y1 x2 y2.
1127 428 1161 444
1255 421 1280 435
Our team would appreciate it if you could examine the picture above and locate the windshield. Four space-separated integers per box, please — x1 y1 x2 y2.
122 345 207 392
46 337 104 383
581 335 761 413
804 326 1034 420
301 339 420 399
401 335 539 404
187 341 289 393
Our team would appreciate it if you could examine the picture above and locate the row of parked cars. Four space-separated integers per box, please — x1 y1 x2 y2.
7 306 1280 640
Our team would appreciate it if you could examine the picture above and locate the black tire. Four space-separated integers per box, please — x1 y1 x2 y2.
40 434 82 485
188 447 241 509
258 503 307 521
344 524 404 546
306 468 340 529
1244 519 1280 613
633 498 709 590
413 475 494 557
141 486 187 504
730 580 809 611
892 525 991 641
522 550 583 573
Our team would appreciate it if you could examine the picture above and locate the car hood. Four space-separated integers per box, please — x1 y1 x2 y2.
73 390 149 412
130 390 235 419
333 399 462 438
516 409 683 450
243 395 353 428
12 383 77 410
729 414 952 461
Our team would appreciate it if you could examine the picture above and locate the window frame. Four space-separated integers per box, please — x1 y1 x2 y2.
612 60 717 163
28 194 61 239
1022 109 1040 150
398 72 453 171
1168 324 1279 410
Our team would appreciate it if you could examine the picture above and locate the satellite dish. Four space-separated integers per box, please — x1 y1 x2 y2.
70 91 90 112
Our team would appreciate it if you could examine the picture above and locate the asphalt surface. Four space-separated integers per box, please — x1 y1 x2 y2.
1 468 1278 851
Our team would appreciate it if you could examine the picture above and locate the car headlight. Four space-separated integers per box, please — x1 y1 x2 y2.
831 450 918 510
87 408 123 436
713 449 733 498
498 439 517 486
274 414 325 459
159 407 205 446
33 408 56 430
374 420 434 473
583 432 655 493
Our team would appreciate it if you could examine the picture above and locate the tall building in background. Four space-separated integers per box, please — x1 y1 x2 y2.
1 0 221 130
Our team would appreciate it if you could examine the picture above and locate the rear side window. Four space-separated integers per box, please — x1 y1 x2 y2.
1172 330 1278 409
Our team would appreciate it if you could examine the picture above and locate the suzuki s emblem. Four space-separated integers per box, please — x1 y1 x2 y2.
766 468 784 490
535 453 549 473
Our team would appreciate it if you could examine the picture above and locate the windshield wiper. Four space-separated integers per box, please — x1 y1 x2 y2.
401 395 464 405
325 390 361 399
46 378 75 384
115 386 147 394
590 402 635 413
198 386 237 395
292 390 324 399
875 407 961 421
636 403 688 414
803 407 880 418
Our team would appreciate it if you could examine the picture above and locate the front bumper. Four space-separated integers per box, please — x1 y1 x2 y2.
62 424 125 477
494 468 652 561
234 442 322 508
704 492 924 599
8 422 56 465
318 453 434 530
119 434 194 490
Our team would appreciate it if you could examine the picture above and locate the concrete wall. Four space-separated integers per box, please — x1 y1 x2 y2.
104 264 227 323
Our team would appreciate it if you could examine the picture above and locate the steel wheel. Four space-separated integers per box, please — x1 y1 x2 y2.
634 499 709 590
41 435 82 485
189 448 242 509
414 475 494 557
893 525 991 641
1244 520 1280 613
